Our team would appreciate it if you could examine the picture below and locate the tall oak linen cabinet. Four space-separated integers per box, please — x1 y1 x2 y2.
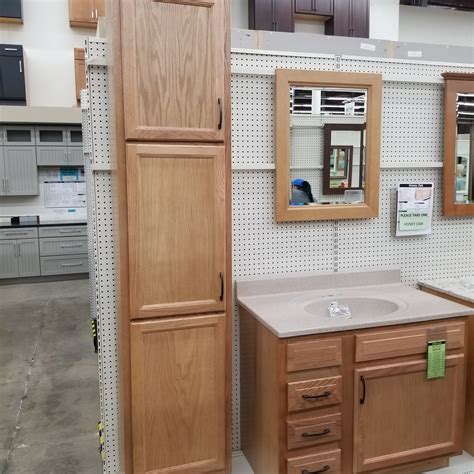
109 0 232 472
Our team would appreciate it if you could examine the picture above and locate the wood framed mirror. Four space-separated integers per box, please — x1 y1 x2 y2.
442 73 474 216
275 69 382 222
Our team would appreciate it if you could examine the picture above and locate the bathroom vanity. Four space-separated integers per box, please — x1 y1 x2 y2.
238 271 473 474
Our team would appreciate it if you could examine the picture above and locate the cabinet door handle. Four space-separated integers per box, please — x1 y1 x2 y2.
95 8 98 18
59 229 81 234
14 242 18 258
61 262 84 267
18 242 21 257
19 60 22 73
217 98 223 130
91 9 94 18
1 178 4 193
219 272 224 301
5 47 18 51
360 375 366 404
302 466 330 474
301 428 331 438
5 231 29 236
60 244 83 248
302 391 331 400
5 178 9 193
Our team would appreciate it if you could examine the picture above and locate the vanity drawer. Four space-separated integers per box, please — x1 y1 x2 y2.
40 255 88 275
0 228 38 239
288 376 342 412
287 412 341 450
38 225 87 238
355 321 465 362
287 338 342 372
287 449 341 474
39 237 88 256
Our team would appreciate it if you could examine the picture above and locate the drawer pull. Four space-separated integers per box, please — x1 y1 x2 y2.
59 244 83 248
302 466 330 474
61 262 84 267
5 231 29 236
302 391 332 400
59 229 82 234
301 428 331 438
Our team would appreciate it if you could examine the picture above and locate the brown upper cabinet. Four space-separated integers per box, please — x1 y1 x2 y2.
126 143 227 319
74 48 85 105
325 0 369 38
295 0 333 16
120 0 226 142
68 0 104 28
249 0 294 32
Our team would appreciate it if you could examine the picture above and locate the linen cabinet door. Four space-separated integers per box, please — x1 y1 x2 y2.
353 355 465 472
126 144 226 319
120 0 227 142
130 314 226 474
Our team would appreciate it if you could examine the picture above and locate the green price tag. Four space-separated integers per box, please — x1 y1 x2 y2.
427 340 446 379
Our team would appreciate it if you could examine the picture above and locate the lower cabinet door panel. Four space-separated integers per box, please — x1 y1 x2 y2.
130 313 226 474
17 239 40 277
0 239 18 278
353 355 465 472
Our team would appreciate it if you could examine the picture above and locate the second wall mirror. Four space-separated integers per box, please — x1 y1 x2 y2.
442 72 474 216
275 69 382 222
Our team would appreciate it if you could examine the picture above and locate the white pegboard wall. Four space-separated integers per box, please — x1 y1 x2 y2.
230 51 474 451
84 37 120 474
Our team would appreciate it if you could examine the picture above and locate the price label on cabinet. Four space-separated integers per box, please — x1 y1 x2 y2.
427 340 446 379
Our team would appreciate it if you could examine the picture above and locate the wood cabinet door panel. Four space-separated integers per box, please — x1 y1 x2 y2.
121 0 226 142
130 314 225 474
353 355 465 472
126 144 226 319
69 0 95 26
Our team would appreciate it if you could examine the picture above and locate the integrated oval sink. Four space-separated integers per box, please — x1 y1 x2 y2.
304 296 401 318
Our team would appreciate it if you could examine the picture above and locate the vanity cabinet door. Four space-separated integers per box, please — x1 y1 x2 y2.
130 314 225 474
120 0 226 142
353 355 465 472
126 144 226 319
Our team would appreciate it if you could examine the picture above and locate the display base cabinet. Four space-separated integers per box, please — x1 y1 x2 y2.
240 307 467 474
130 314 226 473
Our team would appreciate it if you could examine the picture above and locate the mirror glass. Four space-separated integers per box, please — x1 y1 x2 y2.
289 86 368 206
455 92 474 204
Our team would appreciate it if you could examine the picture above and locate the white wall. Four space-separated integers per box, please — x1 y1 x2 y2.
399 5 474 47
0 0 95 107
369 0 399 41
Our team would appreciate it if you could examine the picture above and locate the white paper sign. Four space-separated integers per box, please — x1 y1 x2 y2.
44 181 86 208
396 183 434 236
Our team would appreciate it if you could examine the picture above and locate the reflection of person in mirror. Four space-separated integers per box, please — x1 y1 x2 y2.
456 157 466 192
291 178 315 205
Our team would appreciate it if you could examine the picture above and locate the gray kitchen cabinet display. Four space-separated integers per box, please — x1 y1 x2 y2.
36 147 69 166
3 146 38 195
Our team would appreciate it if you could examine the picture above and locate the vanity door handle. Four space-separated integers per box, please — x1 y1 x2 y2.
301 428 331 438
219 272 224 301
360 375 366 404
217 98 223 130
302 466 330 474
302 391 331 400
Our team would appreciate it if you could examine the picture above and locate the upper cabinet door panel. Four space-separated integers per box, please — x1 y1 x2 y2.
126 144 226 319
121 0 226 142
69 0 96 26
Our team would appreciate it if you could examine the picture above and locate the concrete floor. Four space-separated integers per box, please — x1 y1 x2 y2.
0 279 102 474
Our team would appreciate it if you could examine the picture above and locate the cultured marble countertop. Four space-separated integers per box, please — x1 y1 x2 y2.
419 277 474 305
236 270 474 338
